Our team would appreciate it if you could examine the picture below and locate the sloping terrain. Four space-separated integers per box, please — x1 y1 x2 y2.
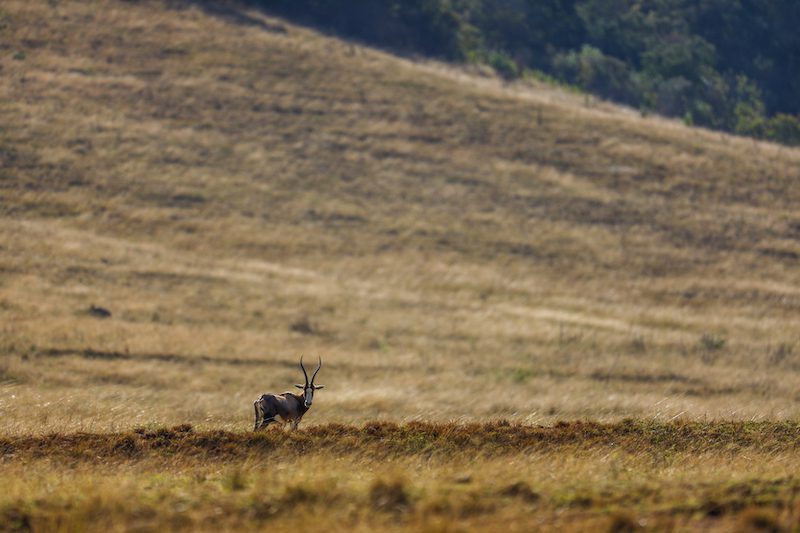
1 0 800 434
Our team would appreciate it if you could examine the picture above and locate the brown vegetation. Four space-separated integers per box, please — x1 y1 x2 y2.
3 420 800 461
2 0 800 530
0 420 800 531
1 0 799 433
2 422 800 531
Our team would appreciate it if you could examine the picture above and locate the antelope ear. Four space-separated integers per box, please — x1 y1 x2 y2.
295 384 305 389
314 384 325 389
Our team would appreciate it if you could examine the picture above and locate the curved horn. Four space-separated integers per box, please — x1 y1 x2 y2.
310 356 322 384
299 355 309 387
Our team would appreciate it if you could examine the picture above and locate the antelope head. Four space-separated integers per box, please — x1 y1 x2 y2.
296 355 324 408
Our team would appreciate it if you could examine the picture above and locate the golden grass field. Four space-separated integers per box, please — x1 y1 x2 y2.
2 0 800 530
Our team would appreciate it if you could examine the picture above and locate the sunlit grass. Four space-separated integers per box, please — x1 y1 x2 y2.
2 422 799 531
2 0 800 530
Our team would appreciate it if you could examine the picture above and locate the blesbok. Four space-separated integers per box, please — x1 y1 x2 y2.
253 356 324 431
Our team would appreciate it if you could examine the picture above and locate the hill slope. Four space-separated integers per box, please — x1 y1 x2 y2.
1 0 800 431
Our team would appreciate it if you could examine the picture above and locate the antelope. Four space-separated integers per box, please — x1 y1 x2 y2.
253 356 324 431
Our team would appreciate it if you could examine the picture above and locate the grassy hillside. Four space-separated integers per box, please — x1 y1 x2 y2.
3 0 800 432
3 0 800 530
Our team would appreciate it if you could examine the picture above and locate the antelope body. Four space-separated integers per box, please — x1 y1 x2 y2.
254 356 324 430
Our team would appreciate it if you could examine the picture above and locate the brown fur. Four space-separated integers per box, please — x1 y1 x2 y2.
254 357 323 431
253 391 310 430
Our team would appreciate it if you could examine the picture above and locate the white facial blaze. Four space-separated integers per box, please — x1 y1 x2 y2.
305 387 314 405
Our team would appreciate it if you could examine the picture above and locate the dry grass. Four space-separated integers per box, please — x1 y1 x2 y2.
2 0 800 529
1 0 799 429
5 420 800 459
2 421 800 531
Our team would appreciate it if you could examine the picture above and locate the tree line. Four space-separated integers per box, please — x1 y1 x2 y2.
257 0 800 145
